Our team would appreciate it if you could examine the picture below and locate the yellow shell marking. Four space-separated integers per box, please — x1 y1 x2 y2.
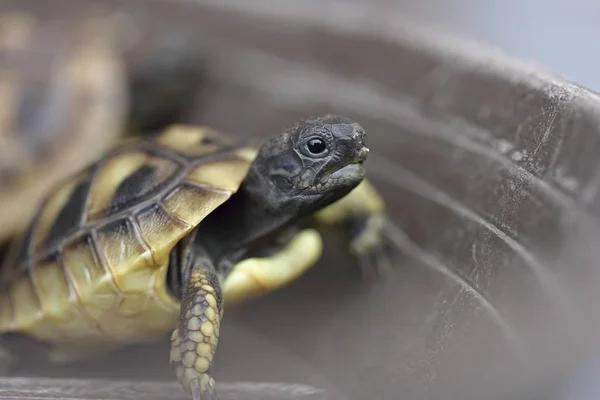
155 125 241 153
32 173 85 250
32 257 73 323
157 125 230 156
235 147 259 162
185 159 253 192
86 151 147 219
161 184 231 229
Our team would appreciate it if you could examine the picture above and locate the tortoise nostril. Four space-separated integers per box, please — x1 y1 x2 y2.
353 128 366 143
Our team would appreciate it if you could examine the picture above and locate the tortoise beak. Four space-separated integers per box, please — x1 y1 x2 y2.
355 147 370 163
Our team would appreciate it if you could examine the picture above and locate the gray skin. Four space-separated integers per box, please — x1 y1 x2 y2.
169 115 370 400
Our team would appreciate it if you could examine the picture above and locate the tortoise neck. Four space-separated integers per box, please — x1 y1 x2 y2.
196 176 297 262
213 185 293 249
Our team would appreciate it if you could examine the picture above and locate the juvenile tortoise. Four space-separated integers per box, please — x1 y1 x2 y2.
0 115 393 400
0 9 209 246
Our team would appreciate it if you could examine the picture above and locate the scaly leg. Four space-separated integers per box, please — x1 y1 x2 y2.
171 258 222 400
171 229 324 399
313 179 396 279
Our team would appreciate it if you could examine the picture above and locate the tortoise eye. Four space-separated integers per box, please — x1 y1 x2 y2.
306 138 327 155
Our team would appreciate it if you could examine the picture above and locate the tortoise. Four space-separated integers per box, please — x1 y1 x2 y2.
0 114 393 400
0 10 128 244
0 8 208 246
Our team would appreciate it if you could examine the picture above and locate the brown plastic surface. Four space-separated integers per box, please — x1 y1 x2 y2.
3 1 600 400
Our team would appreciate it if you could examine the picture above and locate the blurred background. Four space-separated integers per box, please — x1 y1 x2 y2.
373 0 600 92
1 1 600 400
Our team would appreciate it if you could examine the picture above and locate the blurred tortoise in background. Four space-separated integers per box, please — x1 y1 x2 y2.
0 11 127 245
0 8 207 247
0 115 394 400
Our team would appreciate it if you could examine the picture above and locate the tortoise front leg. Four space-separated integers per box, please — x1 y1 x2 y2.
170 258 223 400
171 227 324 399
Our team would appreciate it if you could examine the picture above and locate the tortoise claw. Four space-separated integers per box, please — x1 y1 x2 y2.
190 379 202 400
356 241 397 280
190 377 217 400
350 214 401 280
374 238 398 274
357 252 381 280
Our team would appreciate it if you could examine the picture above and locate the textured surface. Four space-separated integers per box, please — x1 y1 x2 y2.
2 1 600 400
0 377 326 400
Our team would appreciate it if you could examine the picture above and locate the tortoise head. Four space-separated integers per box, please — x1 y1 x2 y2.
246 114 369 215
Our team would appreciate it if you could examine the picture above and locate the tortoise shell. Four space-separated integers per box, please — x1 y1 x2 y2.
0 10 128 243
0 125 257 355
